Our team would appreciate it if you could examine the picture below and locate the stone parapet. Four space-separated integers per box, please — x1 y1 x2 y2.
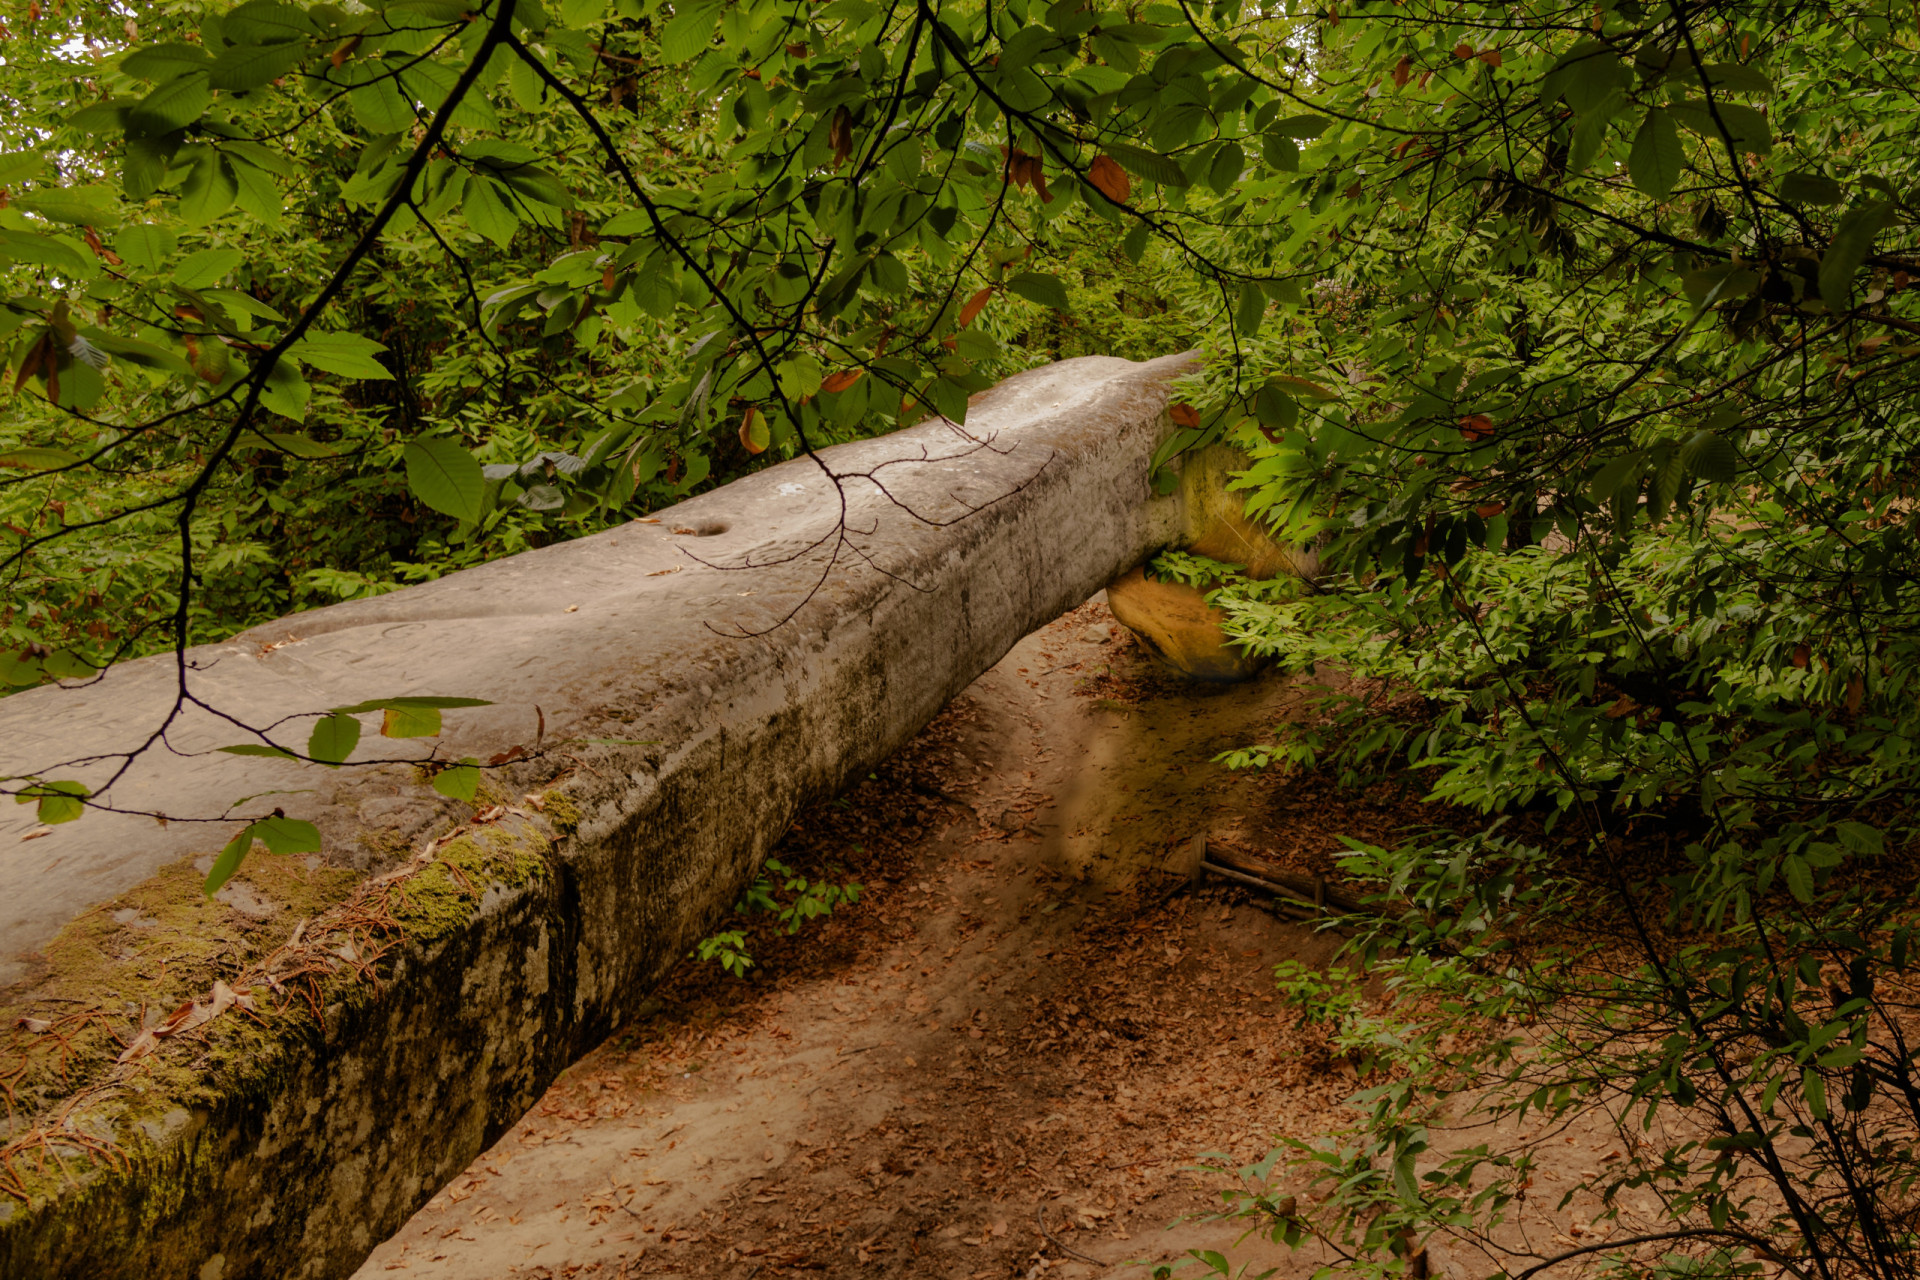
0 354 1193 1279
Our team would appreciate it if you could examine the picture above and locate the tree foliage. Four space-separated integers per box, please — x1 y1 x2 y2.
8 0 1920 1273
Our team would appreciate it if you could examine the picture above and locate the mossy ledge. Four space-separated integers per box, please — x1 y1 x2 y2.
0 354 1196 1278
0 817 561 1280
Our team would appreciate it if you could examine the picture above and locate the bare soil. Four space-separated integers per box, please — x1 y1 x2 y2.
348 601 1502 1280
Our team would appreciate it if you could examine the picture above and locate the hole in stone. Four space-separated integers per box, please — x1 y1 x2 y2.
668 520 729 537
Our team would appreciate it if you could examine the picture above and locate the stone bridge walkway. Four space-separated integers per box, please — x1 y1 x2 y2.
355 598 1413 1280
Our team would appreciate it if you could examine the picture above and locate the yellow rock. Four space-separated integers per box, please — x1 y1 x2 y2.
1107 565 1264 682
1107 444 1312 683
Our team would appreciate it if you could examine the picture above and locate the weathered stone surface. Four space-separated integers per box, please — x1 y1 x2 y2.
1106 444 1313 682
0 354 1198 1279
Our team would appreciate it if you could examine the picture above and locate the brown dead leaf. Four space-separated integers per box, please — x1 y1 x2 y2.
1087 155 1130 203
820 368 865 394
738 406 768 455
117 981 251 1063
828 106 854 167
1459 413 1495 441
83 228 123 265
957 287 995 329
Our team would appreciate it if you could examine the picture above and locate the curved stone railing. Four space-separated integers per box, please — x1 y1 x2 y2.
0 353 1197 1279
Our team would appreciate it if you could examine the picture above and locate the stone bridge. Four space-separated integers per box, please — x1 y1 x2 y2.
0 353 1234 1278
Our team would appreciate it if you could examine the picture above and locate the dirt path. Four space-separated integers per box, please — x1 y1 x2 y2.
354 599 1430 1280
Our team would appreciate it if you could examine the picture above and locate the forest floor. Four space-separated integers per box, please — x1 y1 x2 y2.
352 599 1614 1280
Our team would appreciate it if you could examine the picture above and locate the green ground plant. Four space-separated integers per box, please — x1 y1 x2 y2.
692 856 862 977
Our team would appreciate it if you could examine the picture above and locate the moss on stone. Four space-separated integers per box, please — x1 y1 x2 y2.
540 790 582 835
388 823 550 945
0 853 360 1124
0 818 556 1215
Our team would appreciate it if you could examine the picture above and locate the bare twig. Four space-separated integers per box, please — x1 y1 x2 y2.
1034 1205 1109 1267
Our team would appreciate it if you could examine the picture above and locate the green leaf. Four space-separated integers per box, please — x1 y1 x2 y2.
557 0 605 25
229 156 285 227
1833 821 1884 855
1262 132 1298 172
122 129 180 200
178 150 239 227
507 53 547 110
1207 142 1245 194
308 713 362 765
1668 100 1772 154
1680 430 1738 482
1803 1069 1829 1121
0 651 44 685
431 758 481 801
462 176 520 250
1628 108 1683 199
1559 47 1630 112
205 828 254 897
224 1 318 42
115 224 179 271
1004 271 1071 310
0 228 92 277
1235 281 1266 337
242 430 345 458
289 332 393 380
403 438 486 523
1588 451 1645 503
0 447 82 471
87 331 194 377
1102 141 1189 188
659 4 719 62
1819 199 1896 313
1783 853 1814 903
0 152 46 185
382 704 443 737
42 650 95 680
347 74 415 133
209 40 310 91
67 101 133 136
130 72 213 133
122 42 214 82
16 186 122 229
1778 170 1843 206
1693 62 1774 96
218 743 299 759
330 695 494 713
23 780 89 825
258 358 310 421
173 247 245 289
1269 113 1331 139
252 815 321 854
1569 93 1623 174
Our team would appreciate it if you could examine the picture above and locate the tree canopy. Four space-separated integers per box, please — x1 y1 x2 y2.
7 0 1920 1274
